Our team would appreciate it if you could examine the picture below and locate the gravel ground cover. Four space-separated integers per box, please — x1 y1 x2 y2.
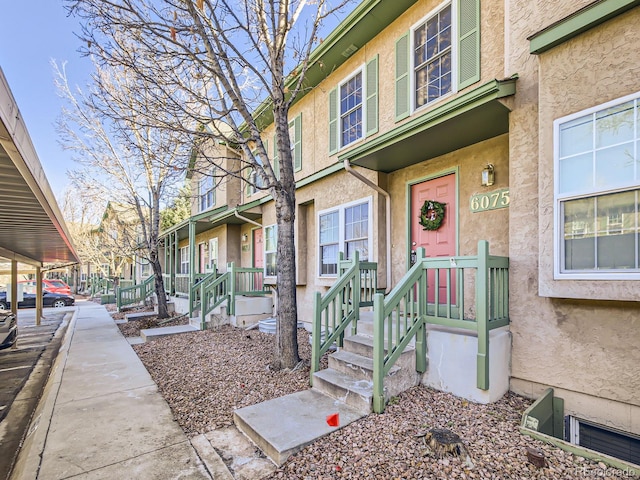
120 316 631 479
109 304 190 337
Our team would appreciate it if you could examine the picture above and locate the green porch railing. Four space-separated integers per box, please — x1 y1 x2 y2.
227 263 270 316
116 275 155 310
372 240 509 413
89 278 114 296
189 271 218 317
338 252 378 307
310 252 379 383
198 271 231 329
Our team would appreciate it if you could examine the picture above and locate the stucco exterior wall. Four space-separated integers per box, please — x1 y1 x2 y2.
507 1 640 434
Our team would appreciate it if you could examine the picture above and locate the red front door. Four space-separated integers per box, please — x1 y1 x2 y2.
411 174 457 303
253 228 264 290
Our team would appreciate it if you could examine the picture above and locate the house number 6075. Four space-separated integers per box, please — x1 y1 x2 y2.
470 188 510 213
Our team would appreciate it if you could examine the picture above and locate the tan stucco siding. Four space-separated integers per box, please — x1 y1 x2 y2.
537 10 640 301
507 1 640 433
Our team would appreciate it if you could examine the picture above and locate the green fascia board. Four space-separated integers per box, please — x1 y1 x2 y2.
162 161 346 240
340 77 517 173
251 0 420 130
529 0 640 54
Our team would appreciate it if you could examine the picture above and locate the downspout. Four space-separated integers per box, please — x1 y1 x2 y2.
343 159 391 293
234 209 263 228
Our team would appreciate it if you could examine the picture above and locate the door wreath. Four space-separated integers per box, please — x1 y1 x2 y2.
419 200 446 231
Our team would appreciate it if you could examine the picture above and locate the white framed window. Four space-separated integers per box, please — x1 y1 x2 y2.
199 171 215 212
180 246 190 274
328 57 378 154
318 197 372 276
339 68 364 148
209 238 218 272
554 92 640 279
264 225 277 277
412 2 454 110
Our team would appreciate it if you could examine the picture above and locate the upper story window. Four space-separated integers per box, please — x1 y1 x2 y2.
555 92 640 279
414 5 452 109
329 57 378 154
199 172 215 212
340 70 363 148
395 0 480 121
318 197 371 276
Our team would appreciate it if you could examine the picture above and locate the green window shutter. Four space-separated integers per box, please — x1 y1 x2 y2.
272 134 279 179
294 113 302 171
458 0 480 90
328 88 338 154
395 32 410 122
365 55 379 137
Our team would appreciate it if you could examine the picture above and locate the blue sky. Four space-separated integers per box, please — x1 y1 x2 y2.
0 2 91 197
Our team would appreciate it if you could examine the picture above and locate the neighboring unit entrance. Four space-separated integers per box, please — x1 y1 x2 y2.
253 228 264 289
410 173 457 303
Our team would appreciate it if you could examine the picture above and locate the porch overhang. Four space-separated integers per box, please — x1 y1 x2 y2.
167 204 263 242
340 78 517 173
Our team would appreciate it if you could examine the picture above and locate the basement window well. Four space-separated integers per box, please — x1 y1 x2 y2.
565 416 640 466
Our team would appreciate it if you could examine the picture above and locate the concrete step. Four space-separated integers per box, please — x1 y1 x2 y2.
328 349 400 381
311 368 373 413
140 324 199 342
343 333 415 358
123 311 157 322
233 389 365 466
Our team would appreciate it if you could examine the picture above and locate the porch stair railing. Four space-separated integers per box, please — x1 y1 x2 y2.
116 275 155 310
188 262 272 329
372 240 509 413
310 251 378 381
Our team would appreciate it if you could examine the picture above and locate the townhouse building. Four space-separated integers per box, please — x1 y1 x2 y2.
159 0 640 463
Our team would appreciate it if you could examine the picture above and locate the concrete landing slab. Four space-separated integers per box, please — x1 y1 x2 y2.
140 324 198 342
233 389 366 466
124 311 157 322
204 426 277 479
127 336 144 345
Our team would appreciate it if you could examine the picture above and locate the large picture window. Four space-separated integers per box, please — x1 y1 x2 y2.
555 92 640 278
318 198 371 276
264 225 277 277
414 4 452 109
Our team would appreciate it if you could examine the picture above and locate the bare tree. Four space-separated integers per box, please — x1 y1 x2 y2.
54 60 192 318
66 0 355 369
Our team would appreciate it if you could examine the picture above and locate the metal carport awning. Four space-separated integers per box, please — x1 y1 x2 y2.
0 68 78 267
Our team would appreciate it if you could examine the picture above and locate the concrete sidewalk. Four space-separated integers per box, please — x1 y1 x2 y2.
11 301 214 480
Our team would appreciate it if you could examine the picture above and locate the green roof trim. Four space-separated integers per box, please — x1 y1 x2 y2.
340 77 517 173
252 0 419 130
528 0 640 54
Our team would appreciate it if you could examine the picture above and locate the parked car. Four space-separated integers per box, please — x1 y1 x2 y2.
0 291 75 310
18 279 72 296
0 311 17 350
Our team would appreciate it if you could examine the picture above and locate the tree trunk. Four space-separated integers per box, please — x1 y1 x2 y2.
273 190 300 370
150 252 169 319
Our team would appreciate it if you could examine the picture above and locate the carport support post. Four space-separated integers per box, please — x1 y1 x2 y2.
10 260 17 316
35 266 43 326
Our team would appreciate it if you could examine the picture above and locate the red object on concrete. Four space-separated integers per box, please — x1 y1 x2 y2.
326 413 339 427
